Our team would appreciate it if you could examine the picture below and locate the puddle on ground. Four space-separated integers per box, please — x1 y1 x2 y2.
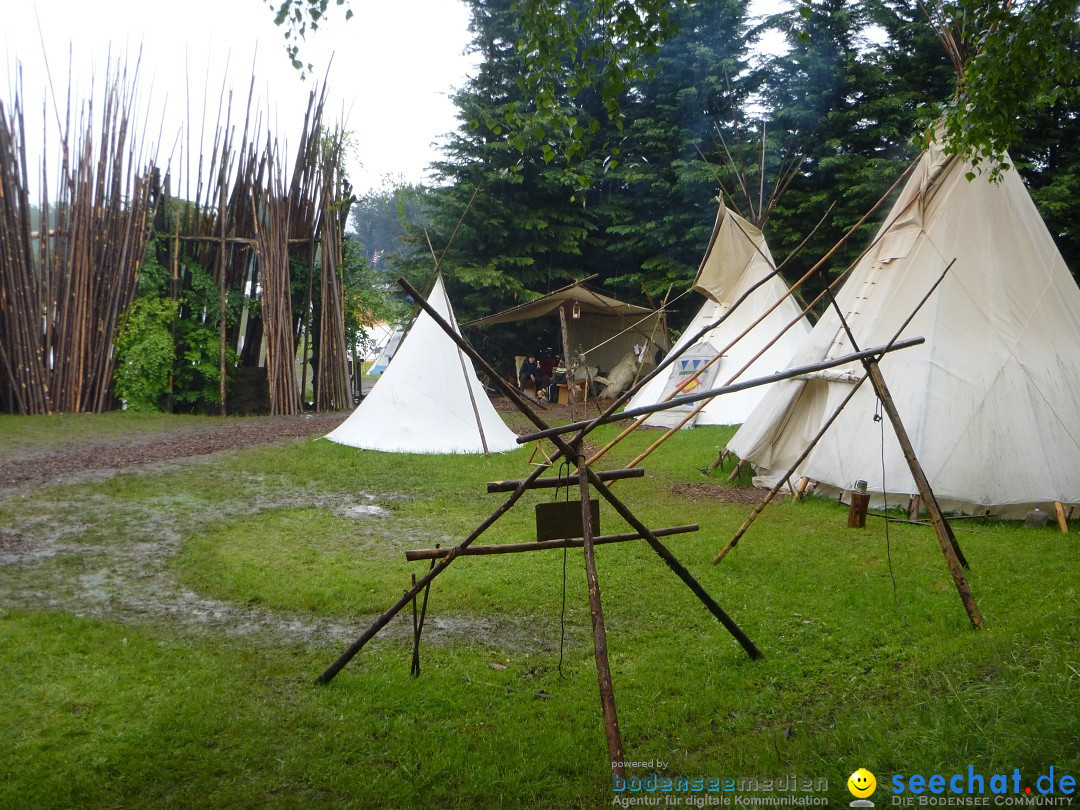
339 503 390 518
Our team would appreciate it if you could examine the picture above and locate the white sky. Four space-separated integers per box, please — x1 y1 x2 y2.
3 1 789 203
2 0 478 198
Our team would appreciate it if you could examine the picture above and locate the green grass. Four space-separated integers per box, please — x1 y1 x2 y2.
1 414 1077 808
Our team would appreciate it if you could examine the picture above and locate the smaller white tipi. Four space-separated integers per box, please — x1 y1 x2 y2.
326 274 519 454
626 206 811 427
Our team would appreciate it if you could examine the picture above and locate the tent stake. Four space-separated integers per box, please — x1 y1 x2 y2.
1054 502 1069 533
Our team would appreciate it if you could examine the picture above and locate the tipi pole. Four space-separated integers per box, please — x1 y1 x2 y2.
518 338 925 443
862 360 983 629
315 459 555 684
585 161 922 466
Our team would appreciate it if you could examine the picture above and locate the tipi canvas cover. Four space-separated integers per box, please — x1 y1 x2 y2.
326 275 519 454
728 141 1080 516
626 207 811 428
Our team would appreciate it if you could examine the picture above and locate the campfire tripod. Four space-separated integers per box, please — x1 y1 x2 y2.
316 277 939 777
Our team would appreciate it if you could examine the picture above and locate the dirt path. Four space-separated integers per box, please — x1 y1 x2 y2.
0 412 349 490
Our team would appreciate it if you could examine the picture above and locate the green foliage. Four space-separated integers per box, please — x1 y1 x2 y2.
267 0 354 74
339 236 409 344
112 297 178 412
505 0 684 174
914 0 1080 180
114 236 241 413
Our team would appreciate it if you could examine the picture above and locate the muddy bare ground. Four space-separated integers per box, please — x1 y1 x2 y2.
0 412 570 654
0 412 349 490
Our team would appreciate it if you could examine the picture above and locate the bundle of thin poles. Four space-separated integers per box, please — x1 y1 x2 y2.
2 54 354 416
315 127 352 411
0 62 155 414
253 140 301 415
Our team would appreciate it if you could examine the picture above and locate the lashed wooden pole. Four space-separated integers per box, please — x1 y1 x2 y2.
576 442 625 777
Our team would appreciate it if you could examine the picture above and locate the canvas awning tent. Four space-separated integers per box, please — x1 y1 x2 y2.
468 283 671 378
625 207 812 428
728 140 1080 517
326 274 519 454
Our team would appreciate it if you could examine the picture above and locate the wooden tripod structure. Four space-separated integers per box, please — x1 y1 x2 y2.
316 276 936 777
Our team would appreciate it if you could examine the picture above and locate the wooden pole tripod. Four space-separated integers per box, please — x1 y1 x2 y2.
317 277 765 778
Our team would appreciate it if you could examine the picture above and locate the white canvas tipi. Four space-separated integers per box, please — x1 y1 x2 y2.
728 141 1080 517
626 206 811 427
326 274 519 454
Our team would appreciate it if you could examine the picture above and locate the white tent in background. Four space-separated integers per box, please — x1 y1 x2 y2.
368 327 404 374
326 274 519 454
626 206 812 428
361 322 395 363
728 140 1080 517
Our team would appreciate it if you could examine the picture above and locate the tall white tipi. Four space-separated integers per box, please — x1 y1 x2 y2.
626 206 811 427
728 141 1080 516
326 274 519 454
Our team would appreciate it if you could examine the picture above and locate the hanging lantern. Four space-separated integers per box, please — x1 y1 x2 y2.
571 301 581 319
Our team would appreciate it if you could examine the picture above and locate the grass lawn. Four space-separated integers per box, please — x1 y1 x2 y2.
0 413 1076 808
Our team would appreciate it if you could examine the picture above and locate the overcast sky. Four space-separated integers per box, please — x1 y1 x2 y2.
3 1 787 202
2 0 478 198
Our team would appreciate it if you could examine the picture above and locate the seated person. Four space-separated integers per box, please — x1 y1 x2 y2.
519 353 550 396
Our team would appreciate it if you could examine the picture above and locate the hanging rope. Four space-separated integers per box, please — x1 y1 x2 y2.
876 398 899 607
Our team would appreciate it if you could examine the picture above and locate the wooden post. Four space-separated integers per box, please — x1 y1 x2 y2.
863 360 983 629
908 494 921 522
794 476 811 502
576 444 625 779
559 303 577 420
219 181 228 417
168 206 180 414
848 491 870 528
1054 501 1069 534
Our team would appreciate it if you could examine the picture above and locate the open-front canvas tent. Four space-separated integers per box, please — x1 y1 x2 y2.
468 282 671 383
326 274 519 454
727 140 1080 517
625 206 812 428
